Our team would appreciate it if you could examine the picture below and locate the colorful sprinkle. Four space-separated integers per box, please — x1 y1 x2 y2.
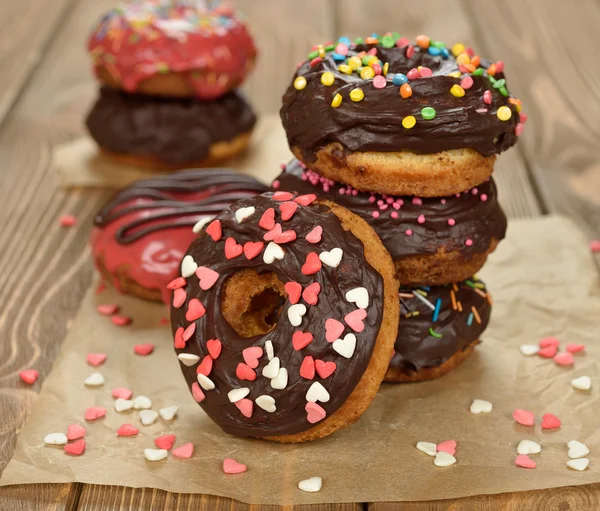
497 106 512 121
400 83 412 98
402 115 416 129
429 328 442 338
450 84 465 97
320 71 334 86
294 76 307 90
349 88 364 102
331 93 342 108
421 107 436 120
373 75 386 89
392 73 408 85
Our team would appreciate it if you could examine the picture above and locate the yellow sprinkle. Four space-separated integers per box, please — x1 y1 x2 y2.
338 64 352 74
497 106 512 121
360 67 375 79
318 45 325 58
383 62 389 75
450 84 465 97
321 71 335 86
366 56 378 67
456 52 471 66
447 71 461 78
402 115 416 129
348 56 362 70
331 93 342 108
294 76 307 90
349 88 364 102
451 43 466 57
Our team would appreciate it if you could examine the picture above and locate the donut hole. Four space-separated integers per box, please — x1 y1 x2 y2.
221 270 286 337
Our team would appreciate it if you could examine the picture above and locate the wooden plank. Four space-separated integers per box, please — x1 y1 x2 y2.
0 483 80 511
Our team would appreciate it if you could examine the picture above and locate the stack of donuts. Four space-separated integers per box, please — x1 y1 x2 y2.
85 0 258 170
277 32 526 383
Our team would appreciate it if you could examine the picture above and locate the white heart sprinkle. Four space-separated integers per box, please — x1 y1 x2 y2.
144 448 168 461
333 333 356 359
517 440 541 455
178 353 200 366
345 287 369 309
265 340 274 360
470 399 493 414
306 381 330 403
132 395 152 409
520 344 539 356
197 373 215 391
256 395 276 413
84 372 105 387
262 357 280 379
416 441 437 457
567 458 589 471
159 406 179 421
263 242 285 264
139 410 159 426
192 217 213 234
44 433 68 445
568 440 590 459
434 451 457 467
287 304 307 327
115 398 134 412
298 476 322 493
571 376 592 391
235 206 256 223
228 387 250 403
181 255 198 278
271 367 288 390
319 247 343 268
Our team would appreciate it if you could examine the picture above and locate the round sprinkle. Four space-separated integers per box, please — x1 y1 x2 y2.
416 34 430 48
294 77 307 90
383 62 389 75
381 34 395 48
448 218 456 226
360 67 375 79
419 67 433 78
406 229 413 236
400 83 412 98
350 89 364 102
392 73 408 85
447 71 461 78
421 107 436 120
450 84 465 97
452 43 465 57
465 239 473 247
320 72 334 86
331 93 342 108
373 75 386 89
497 106 512 121
402 115 416 129
348 56 362 69
460 76 474 89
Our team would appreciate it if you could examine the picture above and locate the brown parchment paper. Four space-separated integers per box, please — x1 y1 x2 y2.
2 215 600 505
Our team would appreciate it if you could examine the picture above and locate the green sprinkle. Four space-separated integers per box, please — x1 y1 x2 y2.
421 106 436 120
430 40 446 49
325 44 335 52
361 55 371 66
355 37 364 44
381 35 395 48
429 328 443 338
473 68 484 76
488 75 497 84
392 32 401 42
499 86 509 97
465 280 476 288
307 50 319 60
493 78 506 89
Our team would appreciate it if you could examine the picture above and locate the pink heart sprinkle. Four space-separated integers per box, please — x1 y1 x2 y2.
84 407 106 421
325 318 345 342
590 240 600 253
206 339 222 359
59 214 77 227
172 288 186 308
554 352 574 366
279 201 298 221
274 229 297 244
243 241 264 260
315 360 336 379
196 266 219 290
196 355 213 376
300 356 315 380
183 323 196 342
515 454 536 469
302 282 321 305
284 281 302 304
191 382 205 403
301 252 322 275
513 409 535 427
223 458 247 474
305 226 323 244
567 344 585 354
541 413 561 430
66 424 86 441
295 194 317 206
111 315 132 326
305 402 327 424
64 439 85 456
112 387 133 400
344 308 367 333
172 443 194 459
96 303 119 316
292 331 314 351
134 344 155 356
272 191 294 201
224 238 243 259
166 277 186 290
86 353 107 366
538 345 558 358
155 434 176 450
236 363 257 381
205 219 222 241
19 369 39 384
539 336 560 348
234 398 254 418
263 223 283 241
116 424 139 437
436 440 457 455
258 208 276 230
185 298 206 321
242 346 263 369
173 328 185 349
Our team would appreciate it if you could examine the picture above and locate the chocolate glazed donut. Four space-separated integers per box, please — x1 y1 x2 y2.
170 192 398 441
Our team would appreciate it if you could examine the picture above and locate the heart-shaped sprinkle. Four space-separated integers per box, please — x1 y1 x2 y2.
196 266 219 290
333 333 356 359
225 238 243 259
236 363 257 381
345 287 369 309
305 225 323 244
470 399 493 414
292 331 314 351
115 398 134 412
519 344 539 356
140 410 159 426
285 281 302 304
192 216 212 234
96 303 119 315
159 406 179 421
243 241 264 260
191 382 205 402
271 368 288 390
325 318 344 342
273 191 293 201
86 353 107 366
155 434 176 450
538 345 558 358
44 433 68 445
274 229 297 244
235 206 255 223
205 219 222 241
85 407 106 421
288 303 307 326
295 194 317 206
315 360 336 379
280 201 298 221
263 223 283 241
196 355 213 376
302 252 322 275
302 282 320 305
134 344 155 356
178 353 200 366
517 440 541 455
172 443 194 459
568 440 590 459
259 208 276 230
515 454 536 469
554 352 574 366
174 327 185 348
262 357 280 379
242 346 263 368
234 398 254 417
255 395 276 413
84 372 105 386
298 476 322 492
416 441 437 457
167 277 186 290
437 440 457 455
132 395 152 409
263 242 285 264
173 288 186 308
540 336 560 348
571 376 592 391
306 381 330 403
319 247 343 268
185 298 206 321
66 424 86 440
206 339 222 359
144 448 167 461
111 315 132 326
181 255 198 278
513 409 535 426
64 439 86 456
567 344 585 353
300 356 315 379
434 451 457 467
567 458 589 471
228 387 250 403
111 388 133 400
344 308 367 333
223 458 247 474
265 340 274 360
116 424 138 437
305 402 327 424
197 373 215 391
541 413 561 429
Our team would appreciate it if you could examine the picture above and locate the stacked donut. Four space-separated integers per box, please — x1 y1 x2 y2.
85 0 258 170
277 32 526 382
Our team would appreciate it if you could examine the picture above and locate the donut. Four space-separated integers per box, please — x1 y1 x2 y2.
170 192 399 442
386 277 491 383
91 169 267 303
280 33 526 196
86 88 256 170
273 159 506 286
88 1 257 99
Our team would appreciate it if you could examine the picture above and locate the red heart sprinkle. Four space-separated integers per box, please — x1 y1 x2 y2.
263 223 282 241
206 339 222 359
272 191 294 201
243 241 264 260
173 288 186 308
305 225 323 244
279 201 298 221
134 344 155 356
196 266 219 290
155 434 176 450
196 355 213 376
235 398 254 418
541 413 561 429
86 353 107 366
64 439 85 456
513 409 535 426
539 336 560 348
554 352 574 366
96 303 119 315
183 323 196 342
186 298 206 321
242 346 263 369
344 308 367 333
315 360 336 379
437 440 457 455
567 344 585 353
300 356 315 379
174 327 185 349
111 315 132 326
223 458 247 474
95 282 107 294
302 282 320 305
295 194 317 206
258 208 276 230
112 387 133 400
172 443 194 459
515 454 536 469
302 252 322 275
285 281 302 304
236 363 257 381
538 345 558 358
84 407 106 421
205 219 222 241
292 331 313 351
167 277 186 290
191 382 205 402
19 369 39 384
116 424 139 437
224 238 243 259
325 318 345 342
59 214 77 227
66 424 86 441
305 402 327 424
274 229 297 244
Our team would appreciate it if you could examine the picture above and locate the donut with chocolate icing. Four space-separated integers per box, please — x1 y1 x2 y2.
280 33 526 196
91 169 267 303
86 88 256 170
170 192 399 442
273 159 507 285
88 0 257 99
386 277 491 382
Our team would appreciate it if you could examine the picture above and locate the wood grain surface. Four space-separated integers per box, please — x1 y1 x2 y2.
0 0 598 509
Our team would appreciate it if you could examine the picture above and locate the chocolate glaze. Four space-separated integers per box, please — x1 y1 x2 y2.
273 159 507 260
170 193 384 437
86 87 256 165
392 278 491 375
280 42 520 160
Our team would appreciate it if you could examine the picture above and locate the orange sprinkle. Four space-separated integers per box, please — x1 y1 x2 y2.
399 292 414 299
450 290 457 311
471 306 482 324
452 283 459 292
465 63 476 73
471 55 481 68
416 34 430 48
457 301 463 312
487 293 494 306
474 288 487 299
456 53 470 66
487 63 497 76
365 37 379 45
400 83 412 98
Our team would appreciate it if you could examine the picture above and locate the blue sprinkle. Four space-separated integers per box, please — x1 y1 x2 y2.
427 47 442 56
432 298 442 322
467 312 474 326
392 73 408 86
441 48 450 59
338 36 351 46
332 52 346 61
371 32 379 39
420 286 431 291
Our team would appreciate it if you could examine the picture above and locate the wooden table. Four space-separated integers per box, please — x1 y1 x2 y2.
1 0 599 509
